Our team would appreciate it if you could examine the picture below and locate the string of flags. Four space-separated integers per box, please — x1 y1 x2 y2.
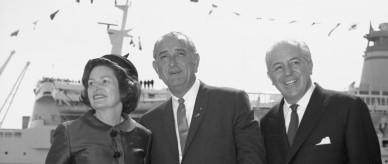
6 0 376 55
202 1 366 36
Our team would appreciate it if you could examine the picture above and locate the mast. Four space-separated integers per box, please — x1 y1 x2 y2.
106 0 132 55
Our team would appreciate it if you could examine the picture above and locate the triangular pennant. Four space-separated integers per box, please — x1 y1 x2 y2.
328 23 341 36
233 12 240 16
76 0 80 3
123 53 129 58
348 23 358 31
138 36 142 51
211 4 218 8
190 0 199 2
208 9 213 15
33 20 39 30
10 30 19 37
50 10 60 20
289 20 297 24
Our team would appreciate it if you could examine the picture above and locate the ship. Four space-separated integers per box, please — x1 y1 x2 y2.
0 1 387 163
0 77 170 164
347 22 388 163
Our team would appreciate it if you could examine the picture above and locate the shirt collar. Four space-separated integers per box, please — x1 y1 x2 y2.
171 78 200 102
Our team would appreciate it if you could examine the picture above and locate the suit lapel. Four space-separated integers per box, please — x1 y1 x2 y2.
270 100 291 156
162 98 180 161
286 86 326 163
183 82 208 155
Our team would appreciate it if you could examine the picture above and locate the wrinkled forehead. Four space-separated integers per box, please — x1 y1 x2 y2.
159 35 190 50
154 33 196 58
271 43 300 56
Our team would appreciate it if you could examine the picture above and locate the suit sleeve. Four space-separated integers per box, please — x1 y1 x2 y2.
45 124 71 164
345 97 382 164
233 91 266 164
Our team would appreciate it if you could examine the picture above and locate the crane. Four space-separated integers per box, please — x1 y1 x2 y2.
0 50 15 77
0 61 30 128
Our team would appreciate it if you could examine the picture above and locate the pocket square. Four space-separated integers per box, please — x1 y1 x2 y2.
316 136 331 145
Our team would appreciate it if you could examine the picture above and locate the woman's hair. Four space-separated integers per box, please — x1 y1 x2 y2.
80 54 141 115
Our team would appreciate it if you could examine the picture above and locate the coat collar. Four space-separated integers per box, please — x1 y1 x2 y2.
82 110 135 131
285 84 328 163
182 82 209 160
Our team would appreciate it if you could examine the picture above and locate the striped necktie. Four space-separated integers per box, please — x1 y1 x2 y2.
177 98 189 153
288 104 299 146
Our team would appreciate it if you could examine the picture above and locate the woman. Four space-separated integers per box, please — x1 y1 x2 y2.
45 54 151 164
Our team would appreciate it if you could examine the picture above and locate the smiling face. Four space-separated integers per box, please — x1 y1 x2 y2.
87 65 122 111
266 41 313 104
152 33 199 97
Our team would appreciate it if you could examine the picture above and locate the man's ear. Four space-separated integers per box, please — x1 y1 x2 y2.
308 60 313 75
267 71 274 85
194 53 200 72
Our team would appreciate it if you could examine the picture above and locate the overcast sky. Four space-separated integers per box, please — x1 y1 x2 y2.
0 0 387 128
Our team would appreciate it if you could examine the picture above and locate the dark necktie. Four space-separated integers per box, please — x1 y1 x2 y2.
177 98 189 154
288 104 299 146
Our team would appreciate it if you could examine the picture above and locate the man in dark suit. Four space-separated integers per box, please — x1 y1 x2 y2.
261 39 382 164
140 31 266 164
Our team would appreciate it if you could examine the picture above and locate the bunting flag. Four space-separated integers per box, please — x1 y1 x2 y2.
138 36 142 51
190 0 199 2
208 9 213 15
50 10 60 20
289 20 297 24
311 22 318 26
33 20 39 30
233 12 240 16
123 53 129 58
348 23 358 31
208 4 217 15
10 30 19 37
76 0 80 3
328 23 341 36
130 39 135 47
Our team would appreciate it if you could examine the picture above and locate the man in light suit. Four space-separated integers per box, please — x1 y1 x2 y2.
261 39 381 164
140 31 266 164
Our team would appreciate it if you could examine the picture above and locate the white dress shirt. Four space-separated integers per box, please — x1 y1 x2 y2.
283 83 315 132
171 78 200 163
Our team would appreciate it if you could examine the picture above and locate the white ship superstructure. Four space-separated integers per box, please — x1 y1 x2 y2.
348 22 388 163
0 77 170 164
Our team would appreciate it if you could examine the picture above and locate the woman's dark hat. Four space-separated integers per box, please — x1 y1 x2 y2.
101 54 138 80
